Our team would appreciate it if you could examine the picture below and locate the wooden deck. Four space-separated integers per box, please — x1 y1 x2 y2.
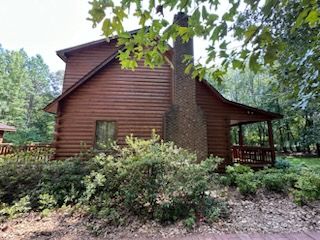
166 231 320 240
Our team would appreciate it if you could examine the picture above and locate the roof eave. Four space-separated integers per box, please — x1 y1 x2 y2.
202 79 283 120
55 28 144 62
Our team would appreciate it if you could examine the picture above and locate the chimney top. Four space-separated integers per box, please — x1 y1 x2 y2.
174 12 189 27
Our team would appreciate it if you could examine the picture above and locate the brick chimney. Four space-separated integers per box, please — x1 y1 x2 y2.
164 12 207 160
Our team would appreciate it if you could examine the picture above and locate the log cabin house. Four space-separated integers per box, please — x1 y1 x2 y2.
45 13 282 168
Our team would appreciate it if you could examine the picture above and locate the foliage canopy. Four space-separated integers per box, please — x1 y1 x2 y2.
88 0 320 102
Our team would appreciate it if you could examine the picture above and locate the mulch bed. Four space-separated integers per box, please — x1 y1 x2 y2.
1 190 319 240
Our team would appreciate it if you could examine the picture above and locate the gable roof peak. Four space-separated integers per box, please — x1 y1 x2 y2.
56 28 143 62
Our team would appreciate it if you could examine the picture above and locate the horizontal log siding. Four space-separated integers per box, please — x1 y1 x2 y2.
62 41 118 91
55 60 172 159
196 81 275 161
196 81 229 159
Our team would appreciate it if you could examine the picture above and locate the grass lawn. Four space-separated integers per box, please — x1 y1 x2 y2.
282 156 320 168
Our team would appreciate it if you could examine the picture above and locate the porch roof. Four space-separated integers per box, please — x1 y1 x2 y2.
0 123 16 132
202 81 283 126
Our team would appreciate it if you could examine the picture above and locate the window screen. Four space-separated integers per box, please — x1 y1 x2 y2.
95 121 116 150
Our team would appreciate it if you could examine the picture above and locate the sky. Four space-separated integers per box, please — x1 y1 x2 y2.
0 0 108 71
0 0 226 72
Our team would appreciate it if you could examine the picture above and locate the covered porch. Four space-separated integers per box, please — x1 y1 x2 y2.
229 109 282 168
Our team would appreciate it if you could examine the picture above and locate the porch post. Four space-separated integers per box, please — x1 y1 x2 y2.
0 130 4 144
267 121 275 164
238 124 244 146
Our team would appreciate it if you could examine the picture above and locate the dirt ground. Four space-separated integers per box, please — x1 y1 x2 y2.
1 191 319 240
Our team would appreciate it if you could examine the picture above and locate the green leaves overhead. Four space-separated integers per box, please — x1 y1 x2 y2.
88 0 320 98
305 10 319 27
249 53 260 73
244 25 258 44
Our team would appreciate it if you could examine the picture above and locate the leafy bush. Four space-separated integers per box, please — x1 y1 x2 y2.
38 193 57 211
39 159 93 206
293 167 320 205
225 164 253 186
261 171 290 192
0 154 44 204
203 197 228 223
256 168 298 193
274 158 291 169
225 164 259 195
0 152 93 210
81 132 225 224
0 196 31 218
225 164 302 196
183 215 196 229
0 133 227 225
235 172 258 195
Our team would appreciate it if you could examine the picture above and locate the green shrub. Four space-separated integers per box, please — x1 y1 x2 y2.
81 132 226 224
38 193 57 210
203 197 228 223
235 172 258 195
0 154 44 204
183 214 196 230
261 172 288 192
256 168 298 193
0 151 94 213
293 168 320 205
225 164 259 195
225 164 253 185
275 159 291 169
225 164 303 196
0 196 31 218
39 159 93 205
0 133 228 225
218 175 232 186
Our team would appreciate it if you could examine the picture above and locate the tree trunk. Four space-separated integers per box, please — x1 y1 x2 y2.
316 143 320 157
286 123 294 152
279 127 284 151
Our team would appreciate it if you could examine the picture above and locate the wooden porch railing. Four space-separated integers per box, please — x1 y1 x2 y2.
0 143 55 161
232 145 275 166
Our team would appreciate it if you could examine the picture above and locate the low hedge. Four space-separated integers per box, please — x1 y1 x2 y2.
0 133 226 228
224 160 320 205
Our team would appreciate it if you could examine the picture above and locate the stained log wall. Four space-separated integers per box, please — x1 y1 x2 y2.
54 40 275 161
62 40 118 92
55 59 172 159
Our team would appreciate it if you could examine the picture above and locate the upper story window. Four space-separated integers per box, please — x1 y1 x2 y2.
94 120 116 150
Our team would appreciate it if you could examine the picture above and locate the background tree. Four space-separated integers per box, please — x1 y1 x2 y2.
215 67 320 155
0 45 63 144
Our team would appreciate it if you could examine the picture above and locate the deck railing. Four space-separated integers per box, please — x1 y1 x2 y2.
232 145 275 166
0 143 55 161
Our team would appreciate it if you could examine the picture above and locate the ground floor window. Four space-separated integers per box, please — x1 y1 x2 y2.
94 120 116 150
